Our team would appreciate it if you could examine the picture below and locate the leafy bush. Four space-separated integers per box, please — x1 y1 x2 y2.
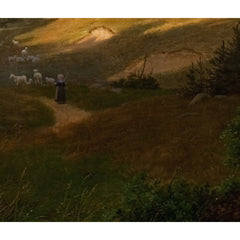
111 73 159 89
218 175 240 196
110 173 215 221
111 53 159 89
220 110 240 169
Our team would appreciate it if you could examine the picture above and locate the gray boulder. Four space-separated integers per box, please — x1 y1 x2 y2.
189 93 210 106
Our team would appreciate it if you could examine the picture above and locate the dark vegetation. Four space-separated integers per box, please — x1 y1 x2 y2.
111 73 158 89
183 24 240 96
0 151 128 221
221 108 240 169
111 54 159 89
107 172 240 221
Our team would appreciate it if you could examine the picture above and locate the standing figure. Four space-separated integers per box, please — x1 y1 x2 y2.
55 74 66 104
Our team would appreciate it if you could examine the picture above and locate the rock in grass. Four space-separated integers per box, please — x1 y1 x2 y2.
110 88 122 93
214 95 227 99
189 93 210 106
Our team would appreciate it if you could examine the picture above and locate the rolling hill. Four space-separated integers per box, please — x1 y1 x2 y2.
0 18 239 87
1 19 240 221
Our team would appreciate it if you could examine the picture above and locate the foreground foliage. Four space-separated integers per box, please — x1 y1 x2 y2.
107 173 240 222
221 107 240 169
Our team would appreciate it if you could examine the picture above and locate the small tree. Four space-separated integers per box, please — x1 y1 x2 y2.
182 58 207 97
207 24 240 94
183 24 240 96
207 40 230 95
226 24 240 93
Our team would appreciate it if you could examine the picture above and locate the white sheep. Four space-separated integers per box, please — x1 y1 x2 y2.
21 47 28 57
9 74 28 86
26 55 34 61
27 78 33 85
16 56 25 63
33 70 42 85
32 55 40 63
8 55 17 63
0 41 4 47
45 77 55 85
12 39 19 46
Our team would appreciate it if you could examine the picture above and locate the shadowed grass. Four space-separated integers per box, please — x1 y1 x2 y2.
11 84 175 111
0 147 128 221
0 87 55 136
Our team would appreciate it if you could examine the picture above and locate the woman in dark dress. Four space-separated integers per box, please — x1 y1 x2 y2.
55 74 66 104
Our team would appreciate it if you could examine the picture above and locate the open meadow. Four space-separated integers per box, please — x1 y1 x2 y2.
1 18 240 221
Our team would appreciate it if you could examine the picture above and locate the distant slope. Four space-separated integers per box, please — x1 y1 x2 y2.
1 18 239 86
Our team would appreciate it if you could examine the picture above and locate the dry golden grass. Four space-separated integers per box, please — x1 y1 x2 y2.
60 95 240 184
16 18 151 46
1 89 239 186
1 18 239 87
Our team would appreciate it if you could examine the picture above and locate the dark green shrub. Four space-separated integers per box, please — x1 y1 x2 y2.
220 111 240 169
110 173 214 222
181 60 207 97
111 73 159 89
218 175 240 196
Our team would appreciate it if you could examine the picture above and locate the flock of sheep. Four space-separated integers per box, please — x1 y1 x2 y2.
0 38 41 63
10 69 56 86
4 38 56 86
8 45 40 64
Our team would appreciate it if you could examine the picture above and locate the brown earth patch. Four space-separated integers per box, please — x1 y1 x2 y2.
40 97 91 132
76 26 115 49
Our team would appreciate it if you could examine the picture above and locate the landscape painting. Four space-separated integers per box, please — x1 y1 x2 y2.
1 18 240 222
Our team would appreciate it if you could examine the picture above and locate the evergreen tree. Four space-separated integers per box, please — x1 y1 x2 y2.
207 40 230 94
182 23 240 96
183 59 207 97
207 24 240 94
226 24 240 93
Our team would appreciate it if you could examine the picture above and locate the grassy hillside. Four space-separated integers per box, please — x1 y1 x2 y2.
1 85 240 221
1 19 240 221
0 18 239 86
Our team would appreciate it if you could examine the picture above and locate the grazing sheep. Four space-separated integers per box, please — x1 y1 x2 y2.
0 41 4 47
26 55 34 61
27 78 33 85
32 55 40 63
8 55 17 63
12 39 19 46
16 56 25 63
21 47 28 57
45 77 55 85
33 70 42 85
9 74 27 86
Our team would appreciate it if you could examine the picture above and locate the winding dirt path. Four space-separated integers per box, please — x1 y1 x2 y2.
40 97 91 132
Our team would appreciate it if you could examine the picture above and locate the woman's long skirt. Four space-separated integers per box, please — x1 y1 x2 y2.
55 86 66 104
